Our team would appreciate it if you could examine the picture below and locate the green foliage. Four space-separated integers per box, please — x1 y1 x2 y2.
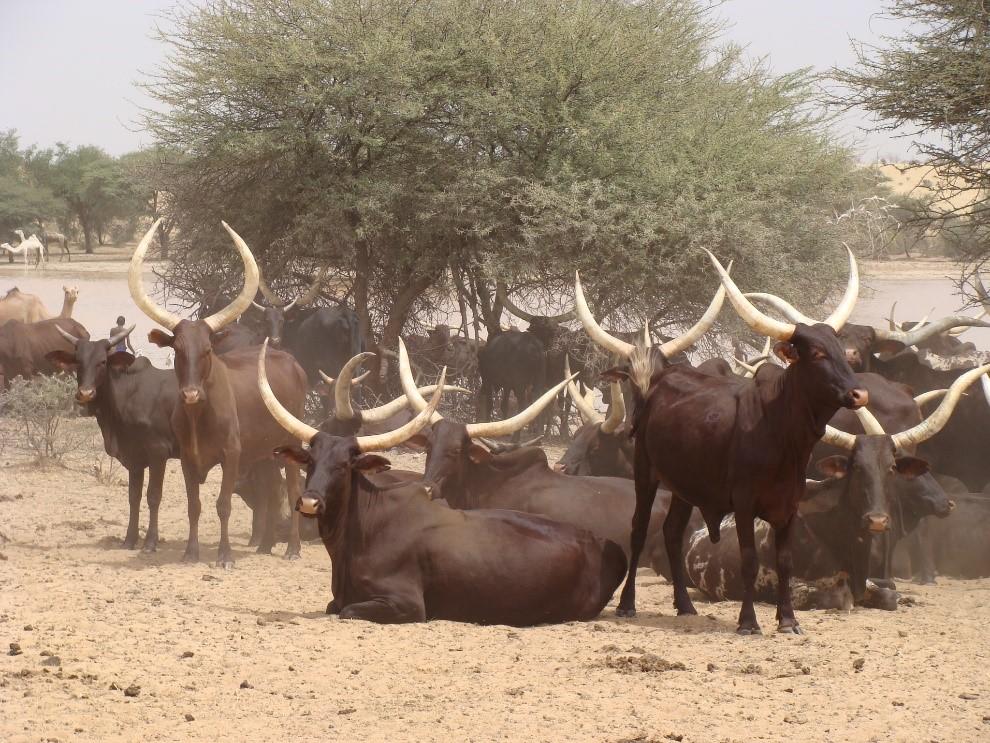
25 144 145 253
0 131 62 241
145 0 872 348
835 1 990 271
0 375 82 463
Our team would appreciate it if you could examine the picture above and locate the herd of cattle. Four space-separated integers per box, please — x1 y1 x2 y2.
3 218 990 633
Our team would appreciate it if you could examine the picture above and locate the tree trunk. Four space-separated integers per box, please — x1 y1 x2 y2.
378 275 435 393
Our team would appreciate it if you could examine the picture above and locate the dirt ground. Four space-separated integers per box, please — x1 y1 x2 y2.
2 432 989 743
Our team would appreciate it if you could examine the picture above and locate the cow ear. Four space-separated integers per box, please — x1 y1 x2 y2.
873 339 906 356
354 454 391 473
107 351 136 371
404 434 431 451
468 443 493 463
147 329 175 348
600 366 629 383
274 445 311 466
773 342 799 364
815 455 849 479
46 350 78 372
895 456 930 479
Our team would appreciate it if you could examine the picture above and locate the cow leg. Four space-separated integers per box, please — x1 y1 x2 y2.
283 464 302 560
773 517 801 634
142 461 166 553
215 457 238 569
339 595 426 624
122 468 145 549
253 465 278 554
180 460 202 563
906 521 936 584
615 460 660 618
662 495 697 616
735 512 762 635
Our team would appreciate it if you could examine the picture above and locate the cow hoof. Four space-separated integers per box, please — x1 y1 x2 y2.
255 544 273 555
326 601 341 615
141 543 158 554
181 550 199 563
615 606 636 618
216 560 235 570
777 623 802 635
913 575 936 586
121 539 138 550
736 625 762 636
283 552 301 561
675 606 698 617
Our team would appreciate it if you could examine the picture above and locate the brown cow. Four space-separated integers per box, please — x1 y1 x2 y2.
128 220 308 567
258 344 627 625
0 317 90 387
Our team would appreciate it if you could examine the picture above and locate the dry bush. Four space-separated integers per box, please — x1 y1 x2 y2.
0 374 85 463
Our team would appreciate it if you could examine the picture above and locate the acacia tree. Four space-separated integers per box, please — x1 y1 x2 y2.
835 0 990 273
144 0 871 368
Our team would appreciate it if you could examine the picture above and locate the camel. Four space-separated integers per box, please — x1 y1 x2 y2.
6 231 47 267
0 288 52 324
42 231 70 262
59 286 79 318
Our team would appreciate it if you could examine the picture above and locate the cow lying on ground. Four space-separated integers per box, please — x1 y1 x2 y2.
396 339 670 566
258 342 627 625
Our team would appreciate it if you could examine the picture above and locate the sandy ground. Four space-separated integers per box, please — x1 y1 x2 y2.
1 429 989 743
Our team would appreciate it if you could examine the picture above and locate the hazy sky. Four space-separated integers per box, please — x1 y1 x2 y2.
0 0 916 160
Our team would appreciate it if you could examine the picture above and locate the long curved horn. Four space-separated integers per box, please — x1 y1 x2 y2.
574 272 634 357
292 266 328 309
976 272 990 313
821 424 856 451
599 381 626 434
356 371 446 452
333 352 376 421
875 314 990 346
55 324 82 346
823 246 859 331
854 407 886 436
914 389 948 408
983 372 990 410
201 222 260 332
251 301 266 312
128 219 181 330
258 339 318 443
257 271 284 307
743 293 815 325
318 369 371 388
464 374 576 438
497 282 575 324
891 364 990 450
398 338 443 423
734 358 760 377
565 356 603 425
107 324 136 349
657 278 726 358
359 383 471 424
948 309 988 335
886 301 898 331
703 250 795 341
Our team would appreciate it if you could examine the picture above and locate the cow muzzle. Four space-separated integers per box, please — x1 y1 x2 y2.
864 513 890 533
296 495 321 516
845 388 869 409
844 348 863 370
938 500 956 518
75 388 96 403
181 387 203 405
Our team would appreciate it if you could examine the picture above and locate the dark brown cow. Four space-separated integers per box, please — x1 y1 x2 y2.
578 249 869 634
685 483 899 613
555 368 633 477
0 317 90 387
47 326 179 552
258 347 626 625
397 338 673 564
129 220 308 566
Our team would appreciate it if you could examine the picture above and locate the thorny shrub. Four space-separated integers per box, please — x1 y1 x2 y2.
0 374 84 462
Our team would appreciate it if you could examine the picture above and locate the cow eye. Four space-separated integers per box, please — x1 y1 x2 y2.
811 349 827 361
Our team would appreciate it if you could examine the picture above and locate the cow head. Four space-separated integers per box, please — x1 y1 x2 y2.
555 366 632 476
258 340 443 520
252 267 327 347
129 219 259 407
46 325 136 403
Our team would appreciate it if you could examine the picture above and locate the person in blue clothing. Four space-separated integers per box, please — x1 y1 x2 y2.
108 315 136 354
